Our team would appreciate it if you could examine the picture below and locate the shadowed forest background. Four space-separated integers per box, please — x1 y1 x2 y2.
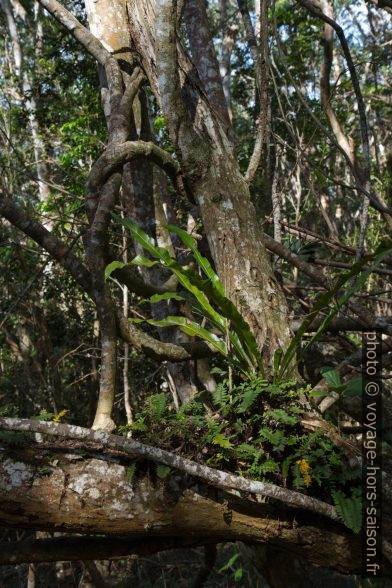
0 0 391 585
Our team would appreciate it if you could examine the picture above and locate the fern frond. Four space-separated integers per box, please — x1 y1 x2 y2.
332 490 362 533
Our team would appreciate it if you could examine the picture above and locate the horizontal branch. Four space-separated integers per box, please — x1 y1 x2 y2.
87 141 181 206
0 445 363 573
0 535 211 565
3 191 390 353
273 219 392 267
313 258 392 277
263 232 330 288
0 192 92 294
291 315 392 333
117 312 216 361
0 418 339 521
0 193 215 362
0 191 163 300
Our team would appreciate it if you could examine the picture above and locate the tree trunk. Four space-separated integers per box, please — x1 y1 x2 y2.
0 445 363 574
94 0 293 368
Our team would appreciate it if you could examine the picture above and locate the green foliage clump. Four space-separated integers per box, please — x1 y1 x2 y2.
118 377 361 512
332 488 362 534
107 218 264 377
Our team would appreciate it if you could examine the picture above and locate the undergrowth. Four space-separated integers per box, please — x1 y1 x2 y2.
118 375 362 530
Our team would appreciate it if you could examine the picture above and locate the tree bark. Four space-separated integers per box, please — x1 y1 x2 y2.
183 0 231 131
123 0 293 367
0 445 363 574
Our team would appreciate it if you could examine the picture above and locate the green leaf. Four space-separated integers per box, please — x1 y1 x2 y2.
219 553 239 572
213 381 230 409
156 464 171 479
115 215 164 260
309 389 330 398
153 114 166 131
237 386 263 413
343 378 362 397
264 408 298 425
121 217 227 328
31 410 55 421
114 216 263 374
129 254 160 268
237 443 260 457
332 489 362 533
191 279 263 373
273 348 283 381
125 463 137 482
137 316 227 356
105 260 126 280
281 456 293 479
320 366 341 388
144 393 168 420
212 433 233 448
139 292 187 305
166 224 225 296
258 427 285 449
260 459 279 473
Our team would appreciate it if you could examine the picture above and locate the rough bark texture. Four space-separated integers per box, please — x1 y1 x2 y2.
183 0 231 131
153 0 292 363
0 418 340 519
0 445 362 574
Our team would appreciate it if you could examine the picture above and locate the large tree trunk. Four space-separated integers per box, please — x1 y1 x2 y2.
0 445 363 574
84 0 293 368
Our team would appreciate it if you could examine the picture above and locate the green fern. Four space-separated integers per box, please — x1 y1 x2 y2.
31 410 55 421
212 381 230 410
156 464 171 479
212 433 233 448
125 463 137 483
264 409 299 426
259 459 279 474
332 489 362 533
237 386 263 413
144 393 168 421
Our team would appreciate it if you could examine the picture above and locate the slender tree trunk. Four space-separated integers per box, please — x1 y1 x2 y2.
1 0 50 204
